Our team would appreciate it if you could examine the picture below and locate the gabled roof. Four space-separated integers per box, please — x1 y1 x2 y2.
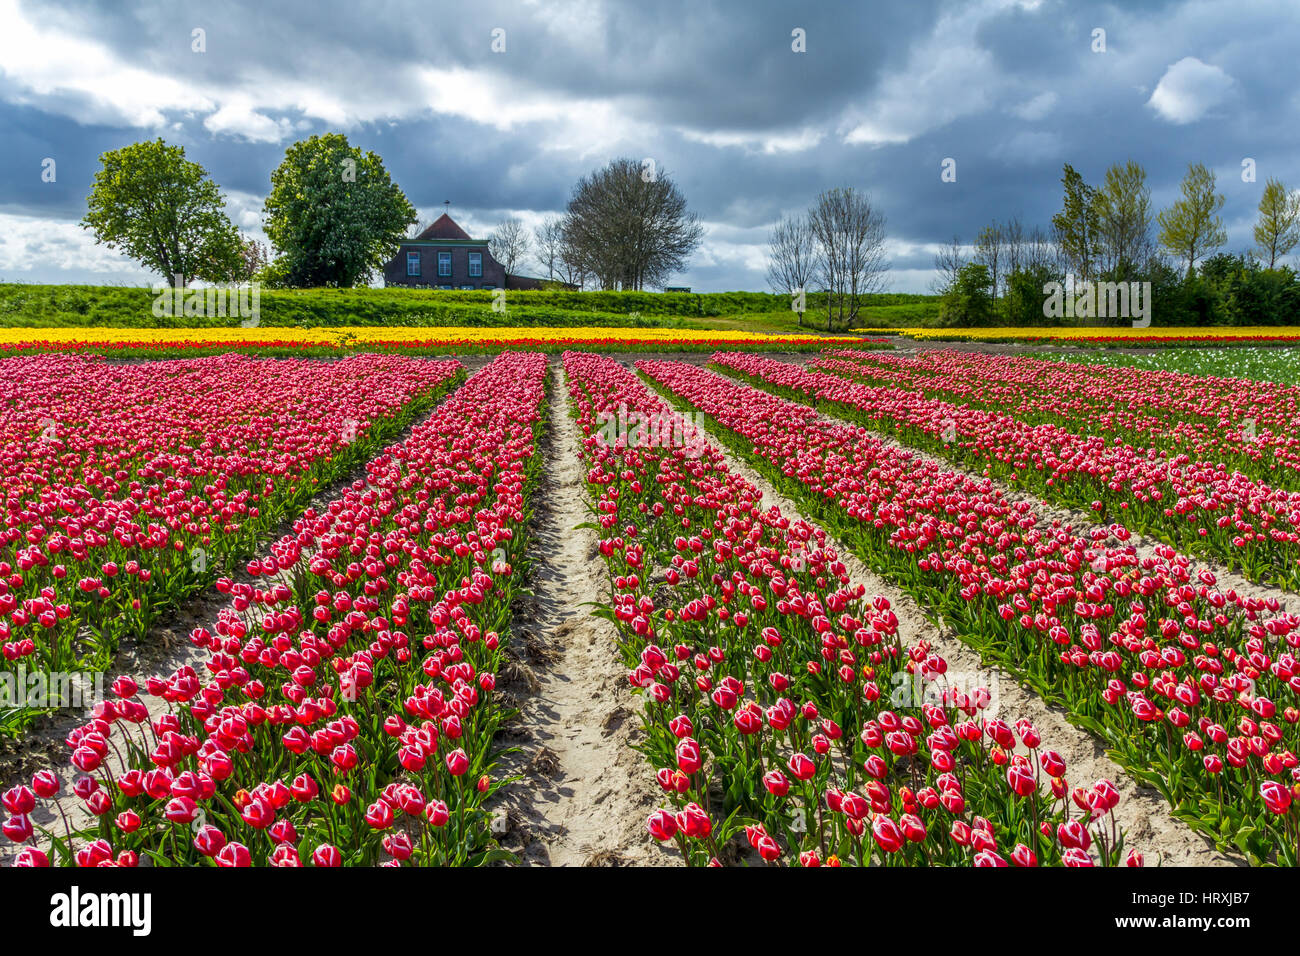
415 213 473 241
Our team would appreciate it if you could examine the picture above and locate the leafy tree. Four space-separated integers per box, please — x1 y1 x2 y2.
1005 263 1064 326
1253 177 1300 268
1226 265 1298 326
1157 162 1227 277
263 133 415 287
1147 255 1226 327
937 262 994 327
1200 254 1300 326
1095 160 1153 281
1199 252 1244 289
1051 163 1101 283
82 138 242 286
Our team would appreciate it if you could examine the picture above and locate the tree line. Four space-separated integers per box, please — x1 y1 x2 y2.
81 137 703 290
934 160 1300 327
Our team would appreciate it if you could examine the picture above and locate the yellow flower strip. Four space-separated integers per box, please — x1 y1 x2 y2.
0 326 874 349
853 326 1300 342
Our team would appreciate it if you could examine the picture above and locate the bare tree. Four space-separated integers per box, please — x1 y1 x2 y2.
930 234 965 294
1002 216 1025 279
765 213 817 326
808 187 890 332
557 230 590 290
974 220 1005 304
489 216 531 277
534 216 564 282
1022 224 1056 273
562 158 703 290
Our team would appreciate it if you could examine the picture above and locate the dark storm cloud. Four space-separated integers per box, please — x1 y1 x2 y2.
2 0 1299 290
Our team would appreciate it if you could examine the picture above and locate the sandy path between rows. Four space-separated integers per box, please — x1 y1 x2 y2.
489 362 669 866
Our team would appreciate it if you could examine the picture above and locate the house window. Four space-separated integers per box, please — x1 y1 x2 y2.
438 252 452 277
439 285 453 291
468 252 482 277
406 251 420 276
459 285 475 290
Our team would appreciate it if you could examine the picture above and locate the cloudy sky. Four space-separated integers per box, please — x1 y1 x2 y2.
1 0 1297 291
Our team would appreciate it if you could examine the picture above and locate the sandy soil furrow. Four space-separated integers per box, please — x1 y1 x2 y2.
489 362 669 866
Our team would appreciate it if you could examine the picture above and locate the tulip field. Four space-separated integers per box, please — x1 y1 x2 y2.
0 353 464 733
2 340 1298 868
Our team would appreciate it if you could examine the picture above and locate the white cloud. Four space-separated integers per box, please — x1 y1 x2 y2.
223 191 270 236
1011 91 1057 121
685 220 772 273
0 0 641 153
202 98 294 144
1147 56 1234 124
840 2 1008 146
680 126 825 154
0 211 151 279
0 0 212 127
414 66 648 155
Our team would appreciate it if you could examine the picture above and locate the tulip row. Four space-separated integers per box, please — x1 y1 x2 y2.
639 358 1300 864
0 352 465 735
888 327 1300 347
0 327 890 358
715 351 1300 591
2 351 548 866
564 350 1135 867
821 348 1300 490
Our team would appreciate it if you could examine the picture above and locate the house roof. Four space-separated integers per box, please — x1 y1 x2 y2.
415 213 473 241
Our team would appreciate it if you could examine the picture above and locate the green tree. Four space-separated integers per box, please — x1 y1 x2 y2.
1051 163 1101 283
263 134 415 287
1158 162 1227 276
81 138 242 286
1005 263 1064 326
1253 177 1300 268
937 262 994 327
1095 160 1153 281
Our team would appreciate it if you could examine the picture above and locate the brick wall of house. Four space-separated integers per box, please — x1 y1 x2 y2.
383 244 507 289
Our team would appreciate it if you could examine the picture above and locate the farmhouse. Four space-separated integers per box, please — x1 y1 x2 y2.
382 213 547 290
